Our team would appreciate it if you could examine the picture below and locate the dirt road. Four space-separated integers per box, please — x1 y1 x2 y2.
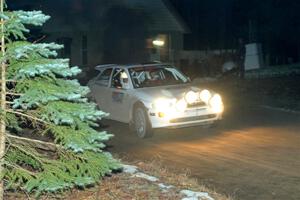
106 105 300 200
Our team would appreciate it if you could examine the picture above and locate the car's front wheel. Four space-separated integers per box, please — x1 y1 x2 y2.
133 105 153 138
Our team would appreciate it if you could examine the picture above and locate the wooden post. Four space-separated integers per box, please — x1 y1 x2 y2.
0 0 6 199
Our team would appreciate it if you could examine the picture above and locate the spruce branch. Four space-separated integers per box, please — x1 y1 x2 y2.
4 162 36 177
9 143 44 166
6 109 50 125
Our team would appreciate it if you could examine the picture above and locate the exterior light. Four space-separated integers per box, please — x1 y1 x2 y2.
200 89 211 103
176 99 187 112
185 91 198 104
209 94 224 113
152 39 165 47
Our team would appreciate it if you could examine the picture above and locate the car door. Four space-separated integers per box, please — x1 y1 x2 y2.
107 68 133 123
89 68 113 113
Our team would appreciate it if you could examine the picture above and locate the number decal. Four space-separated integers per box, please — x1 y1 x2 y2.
112 92 124 103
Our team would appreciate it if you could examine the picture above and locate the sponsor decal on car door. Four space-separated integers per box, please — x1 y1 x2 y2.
112 91 125 103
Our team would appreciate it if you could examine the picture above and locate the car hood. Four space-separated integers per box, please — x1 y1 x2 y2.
134 84 204 102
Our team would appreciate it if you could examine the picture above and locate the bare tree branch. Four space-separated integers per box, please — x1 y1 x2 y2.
6 110 50 125
6 133 58 152
6 92 23 96
0 80 17 83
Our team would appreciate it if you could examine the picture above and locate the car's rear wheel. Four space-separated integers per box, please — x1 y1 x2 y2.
133 106 153 138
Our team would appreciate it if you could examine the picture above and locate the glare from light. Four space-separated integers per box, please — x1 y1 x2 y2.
176 99 187 112
152 40 165 47
153 98 178 118
210 94 224 113
153 98 174 111
185 91 198 104
200 89 211 103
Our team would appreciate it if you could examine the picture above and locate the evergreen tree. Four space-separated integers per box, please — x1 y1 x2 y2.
0 2 119 198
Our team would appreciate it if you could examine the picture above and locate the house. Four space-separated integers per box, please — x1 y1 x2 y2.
10 0 189 81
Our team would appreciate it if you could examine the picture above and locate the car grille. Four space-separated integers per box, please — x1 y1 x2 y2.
187 101 206 108
170 114 217 123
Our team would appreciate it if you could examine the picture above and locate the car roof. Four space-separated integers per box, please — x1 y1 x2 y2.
95 62 172 71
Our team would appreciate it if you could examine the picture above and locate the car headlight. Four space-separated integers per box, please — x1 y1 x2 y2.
153 98 175 112
175 99 187 112
153 98 187 118
199 89 211 103
209 94 224 113
185 91 198 104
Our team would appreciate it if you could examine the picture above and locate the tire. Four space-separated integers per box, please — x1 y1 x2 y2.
132 105 153 138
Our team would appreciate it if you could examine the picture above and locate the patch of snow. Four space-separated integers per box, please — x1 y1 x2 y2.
132 172 159 182
158 183 174 190
260 105 300 115
158 183 175 193
122 164 215 200
245 65 300 79
122 164 138 174
182 197 198 200
180 189 214 200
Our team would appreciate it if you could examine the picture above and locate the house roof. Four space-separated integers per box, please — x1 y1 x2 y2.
123 0 189 33
9 0 188 33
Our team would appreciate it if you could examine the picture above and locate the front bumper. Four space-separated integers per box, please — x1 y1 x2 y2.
148 106 222 129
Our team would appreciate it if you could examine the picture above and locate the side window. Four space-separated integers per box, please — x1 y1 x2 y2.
96 68 112 87
111 68 130 89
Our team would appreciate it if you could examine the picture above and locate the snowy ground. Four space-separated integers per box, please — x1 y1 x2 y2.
246 64 300 79
122 164 215 200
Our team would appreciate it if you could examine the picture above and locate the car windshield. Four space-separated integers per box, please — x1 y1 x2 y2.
129 65 190 88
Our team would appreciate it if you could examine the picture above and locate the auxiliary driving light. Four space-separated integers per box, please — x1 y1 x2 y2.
200 89 211 103
209 94 224 113
185 91 198 104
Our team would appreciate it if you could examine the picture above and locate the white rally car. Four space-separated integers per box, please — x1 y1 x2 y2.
88 63 223 138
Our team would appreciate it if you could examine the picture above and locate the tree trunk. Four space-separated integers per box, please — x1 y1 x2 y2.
0 0 6 199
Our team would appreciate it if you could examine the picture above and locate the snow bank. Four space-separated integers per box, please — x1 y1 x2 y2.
246 64 300 79
122 164 215 200
132 172 159 182
122 164 138 174
181 189 215 200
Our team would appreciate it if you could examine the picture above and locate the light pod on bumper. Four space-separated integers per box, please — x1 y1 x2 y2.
199 89 211 103
185 91 198 104
209 94 224 113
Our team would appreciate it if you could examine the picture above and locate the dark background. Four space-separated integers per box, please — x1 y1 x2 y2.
9 0 300 66
171 0 300 65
